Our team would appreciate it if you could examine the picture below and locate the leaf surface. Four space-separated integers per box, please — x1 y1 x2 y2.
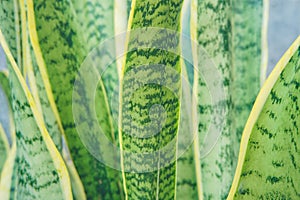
120 0 184 199
228 36 300 200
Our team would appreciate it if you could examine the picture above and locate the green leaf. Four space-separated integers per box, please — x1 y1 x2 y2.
195 0 235 199
232 0 266 145
0 70 13 111
0 134 17 200
0 71 17 200
194 0 266 199
0 28 72 199
228 36 300 199
120 0 184 199
62 147 87 200
27 0 124 199
0 0 21 68
175 0 202 199
0 124 9 173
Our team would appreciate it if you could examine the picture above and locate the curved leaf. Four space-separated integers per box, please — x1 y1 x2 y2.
0 29 72 199
228 36 300 199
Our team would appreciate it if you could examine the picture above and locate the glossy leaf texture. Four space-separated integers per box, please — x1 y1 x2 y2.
28 0 124 199
0 29 72 199
228 36 300 199
120 0 184 199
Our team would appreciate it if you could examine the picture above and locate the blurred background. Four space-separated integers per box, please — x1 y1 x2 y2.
267 0 300 75
0 0 300 137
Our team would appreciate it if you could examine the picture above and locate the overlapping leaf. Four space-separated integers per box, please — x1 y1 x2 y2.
0 28 72 199
28 0 125 199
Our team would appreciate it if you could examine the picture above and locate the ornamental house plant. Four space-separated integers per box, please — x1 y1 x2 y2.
0 0 299 199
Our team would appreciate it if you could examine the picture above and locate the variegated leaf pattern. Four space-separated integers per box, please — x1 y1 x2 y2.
228 36 300 199
28 0 123 199
0 0 21 68
232 0 265 149
19 0 87 198
0 28 72 199
120 0 183 199
0 70 12 110
195 0 235 199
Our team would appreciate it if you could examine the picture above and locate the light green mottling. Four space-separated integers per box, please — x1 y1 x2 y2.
232 0 263 152
233 42 300 200
0 0 21 67
0 28 72 199
31 0 123 199
196 0 235 199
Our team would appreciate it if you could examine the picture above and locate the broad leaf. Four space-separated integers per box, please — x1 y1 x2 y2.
228 36 300 199
0 29 72 199
27 0 124 199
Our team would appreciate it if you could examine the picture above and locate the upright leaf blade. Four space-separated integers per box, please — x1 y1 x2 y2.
120 0 184 199
195 0 235 199
228 36 300 199
176 0 202 198
232 0 266 146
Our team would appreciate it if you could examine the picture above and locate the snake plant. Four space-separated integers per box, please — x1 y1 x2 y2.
0 0 299 199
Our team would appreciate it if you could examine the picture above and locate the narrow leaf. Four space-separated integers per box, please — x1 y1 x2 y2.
120 0 184 199
195 0 235 199
232 0 266 145
0 124 9 173
176 0 202 198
